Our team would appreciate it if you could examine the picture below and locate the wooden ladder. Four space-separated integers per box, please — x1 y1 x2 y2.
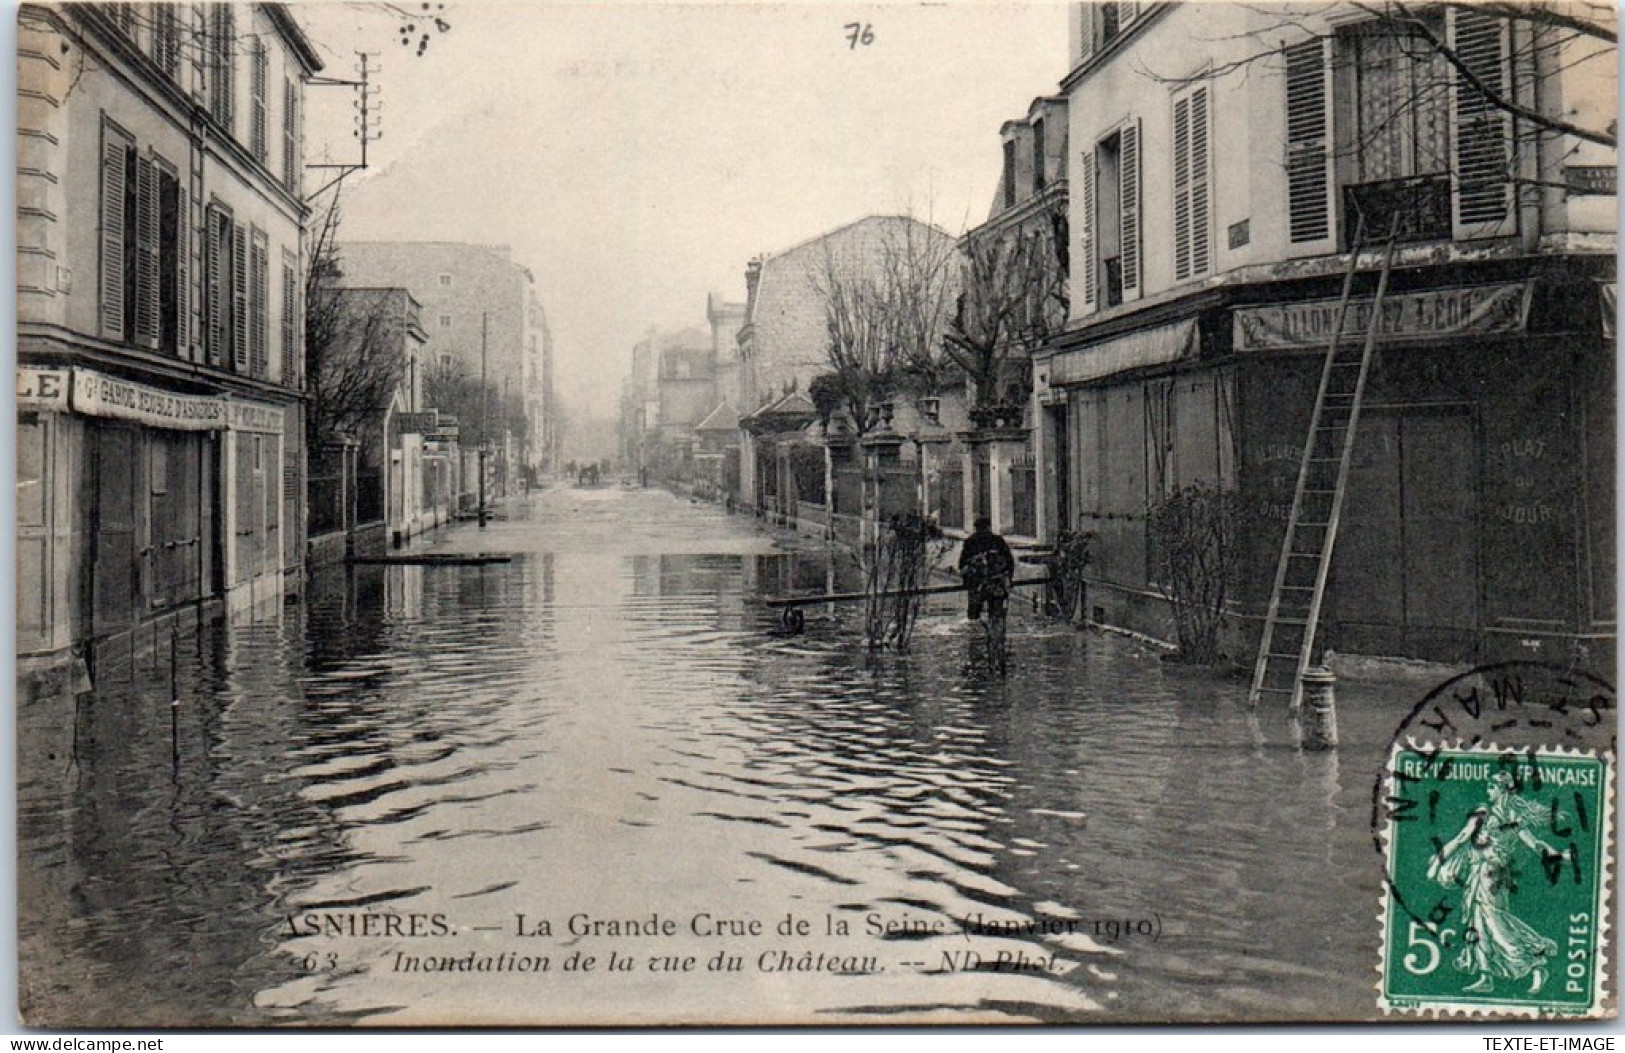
1248 229 1398 709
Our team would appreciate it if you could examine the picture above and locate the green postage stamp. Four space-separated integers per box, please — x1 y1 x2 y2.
1379 744 1613 1017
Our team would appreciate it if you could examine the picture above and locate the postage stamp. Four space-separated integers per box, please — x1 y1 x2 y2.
1378 743 1614 1017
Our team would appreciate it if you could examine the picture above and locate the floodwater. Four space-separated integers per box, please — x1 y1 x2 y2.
19 484 1427 1027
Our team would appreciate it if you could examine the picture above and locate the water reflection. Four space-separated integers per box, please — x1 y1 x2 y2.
23 487 1397 1026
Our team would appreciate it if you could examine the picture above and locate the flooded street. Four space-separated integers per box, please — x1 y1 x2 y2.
20 484 1418 1027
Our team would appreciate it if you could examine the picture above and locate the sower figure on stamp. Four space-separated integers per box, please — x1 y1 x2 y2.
1427 772 1568 995
958 517 1014 621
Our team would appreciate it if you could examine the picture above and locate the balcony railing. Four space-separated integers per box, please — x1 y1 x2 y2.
1342 174 1450 248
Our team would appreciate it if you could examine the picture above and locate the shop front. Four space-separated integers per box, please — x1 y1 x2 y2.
17 366 290 696
1039 266 1613 667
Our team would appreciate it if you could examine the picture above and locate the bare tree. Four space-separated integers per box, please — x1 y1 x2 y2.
304 191 404 449
941 213 1067 417
810 218 957 651
811 219 958 442
424 355 527 450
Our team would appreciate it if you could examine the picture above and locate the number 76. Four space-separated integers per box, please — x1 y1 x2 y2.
845 22 875 48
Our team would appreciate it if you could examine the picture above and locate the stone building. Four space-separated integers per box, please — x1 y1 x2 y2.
1036 1 1615 664
336 241 550 492
17 3 321 696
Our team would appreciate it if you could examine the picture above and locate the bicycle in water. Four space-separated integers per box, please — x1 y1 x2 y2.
962 550 1012 677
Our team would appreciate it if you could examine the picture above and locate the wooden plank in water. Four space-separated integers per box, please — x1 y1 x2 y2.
347 554 514 566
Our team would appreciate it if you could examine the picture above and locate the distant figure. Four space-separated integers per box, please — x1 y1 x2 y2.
640 467 648 488
958 516 1014 620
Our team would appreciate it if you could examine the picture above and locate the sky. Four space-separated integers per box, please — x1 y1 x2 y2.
293 1 1073 421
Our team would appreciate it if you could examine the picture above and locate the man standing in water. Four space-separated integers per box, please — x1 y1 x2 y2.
958 516 1014 620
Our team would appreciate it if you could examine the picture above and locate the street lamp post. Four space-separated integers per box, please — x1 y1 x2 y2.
478 312 488 529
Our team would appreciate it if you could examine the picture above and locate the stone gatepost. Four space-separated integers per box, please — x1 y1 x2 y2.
961 426 1027 533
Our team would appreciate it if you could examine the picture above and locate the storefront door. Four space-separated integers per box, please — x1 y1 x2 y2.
1329 406 1479 660
90 425 144 635
148 432 204 610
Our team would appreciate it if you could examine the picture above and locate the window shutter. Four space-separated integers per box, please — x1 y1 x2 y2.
1284 37 1335 248
210 5 235 132
1078 150 1097 313
153 5 179 77
1173 86 1211 282
281 255 299 387
282 79 300 192
1449 8 1516 239
1173 93 1192 280
232 223 249 372
134 157 161 348
1119 118 1142 301
100 123 132 339
175 188 189 354
250 232 269 378
251 45 268 162
205 205 224 364
190 5 208 101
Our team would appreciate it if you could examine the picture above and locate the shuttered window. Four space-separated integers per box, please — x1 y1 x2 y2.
232 223 249 372
282 79 300 193
1284 38 1333 246
250 230 269 378
1077 150 1097 312
1119 118 1142 300
1449 8 1516 237
250 44 268 163
1172 86 1210 281
99 120 134 339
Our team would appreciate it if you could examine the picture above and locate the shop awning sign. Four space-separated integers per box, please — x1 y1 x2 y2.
67 369 283 433
1233 281 1531 352
228 400 284 434
1049 318 1198 386
72 369 226 430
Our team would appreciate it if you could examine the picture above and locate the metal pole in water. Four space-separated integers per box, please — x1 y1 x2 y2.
169 624 180 773
478 312 489 529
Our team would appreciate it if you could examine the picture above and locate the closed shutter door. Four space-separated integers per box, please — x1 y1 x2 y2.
1284 37 1335 249
1119 118 1142 301
1078 150 1097 313
1449 8 1516 239
100 124 132 339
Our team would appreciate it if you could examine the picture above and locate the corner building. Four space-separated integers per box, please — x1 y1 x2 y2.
1037 2 1615 665
17 4 321 696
